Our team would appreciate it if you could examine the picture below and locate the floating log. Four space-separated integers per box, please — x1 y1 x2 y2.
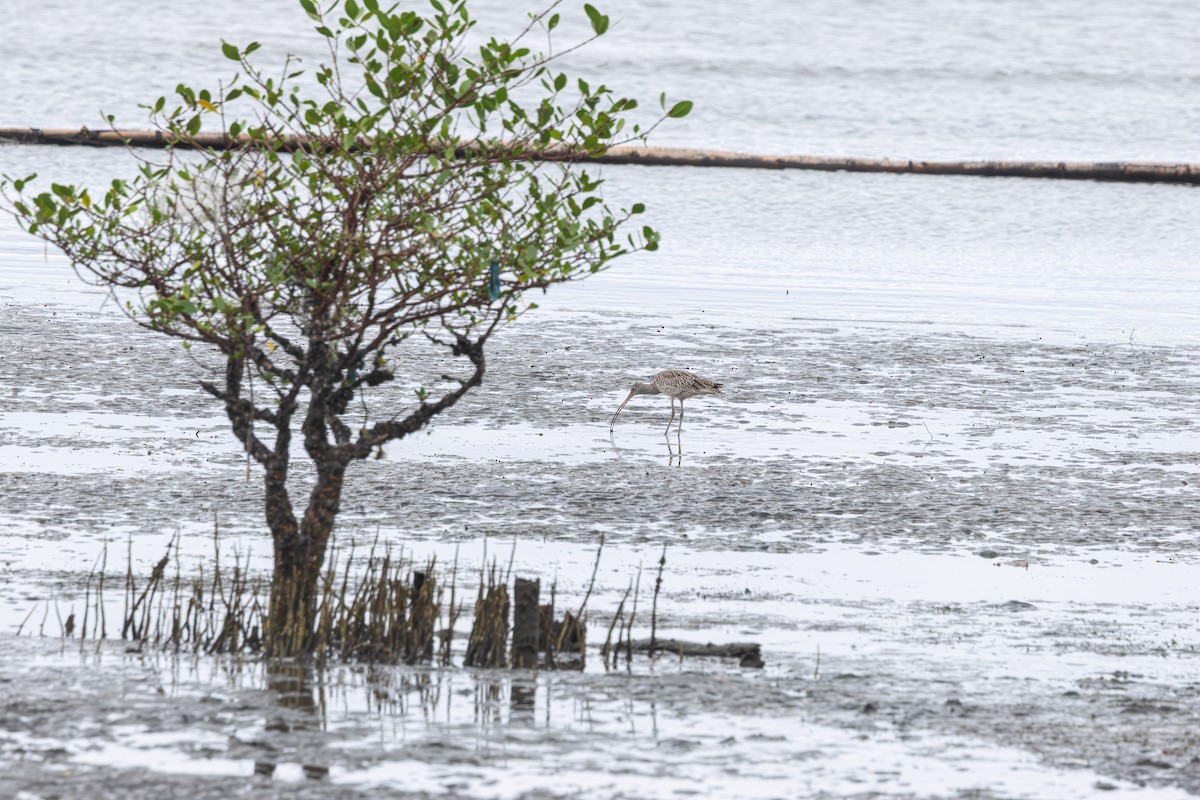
601 148 1200 185
629 637 764 668
1 126 1198 185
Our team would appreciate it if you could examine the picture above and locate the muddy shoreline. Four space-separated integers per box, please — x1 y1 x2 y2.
2 294 1198 798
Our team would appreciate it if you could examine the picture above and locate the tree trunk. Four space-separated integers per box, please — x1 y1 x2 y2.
253 330 483 657
264 460 346 657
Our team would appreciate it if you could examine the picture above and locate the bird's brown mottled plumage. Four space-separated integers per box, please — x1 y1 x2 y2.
609 369 723 433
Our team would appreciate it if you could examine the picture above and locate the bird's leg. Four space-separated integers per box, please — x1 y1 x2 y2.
664 397 676 435
678 399 685 431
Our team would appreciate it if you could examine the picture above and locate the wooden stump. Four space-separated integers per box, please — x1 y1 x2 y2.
464 579 509 668
512 577 540 669
406 570 436 664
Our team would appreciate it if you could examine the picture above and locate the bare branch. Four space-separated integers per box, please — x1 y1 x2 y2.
201 359 275 465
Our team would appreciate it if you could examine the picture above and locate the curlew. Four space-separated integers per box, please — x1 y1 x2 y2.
609 369 723 434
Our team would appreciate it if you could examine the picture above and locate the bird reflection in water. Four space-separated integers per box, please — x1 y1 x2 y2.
666 428 683 466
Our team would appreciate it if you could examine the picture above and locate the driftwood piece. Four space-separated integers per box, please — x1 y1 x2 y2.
552 611 585 663
538 603 555 658
536 604 585 671
1 127 1198 185
629 638 764 668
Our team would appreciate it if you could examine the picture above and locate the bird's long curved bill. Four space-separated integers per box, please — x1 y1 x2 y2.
609 391 635 429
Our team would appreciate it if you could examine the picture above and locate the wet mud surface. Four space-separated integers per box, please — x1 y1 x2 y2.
1 295 1199 798
2 300 1196 553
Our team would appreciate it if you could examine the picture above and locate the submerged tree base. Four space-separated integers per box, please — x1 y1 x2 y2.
26 535 760 671
110 535 452 665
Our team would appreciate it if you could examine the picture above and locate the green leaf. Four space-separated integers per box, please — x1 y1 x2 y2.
548 13 559 30
667 100 693 118
583 4 608 35
631 202 645 214
346 0 359 18
221 41 240 61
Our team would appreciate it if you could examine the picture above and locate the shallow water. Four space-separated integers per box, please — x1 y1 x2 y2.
3 539 1199 799
3 294 1199 797
3 0 1200 797
7 0 1200 160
